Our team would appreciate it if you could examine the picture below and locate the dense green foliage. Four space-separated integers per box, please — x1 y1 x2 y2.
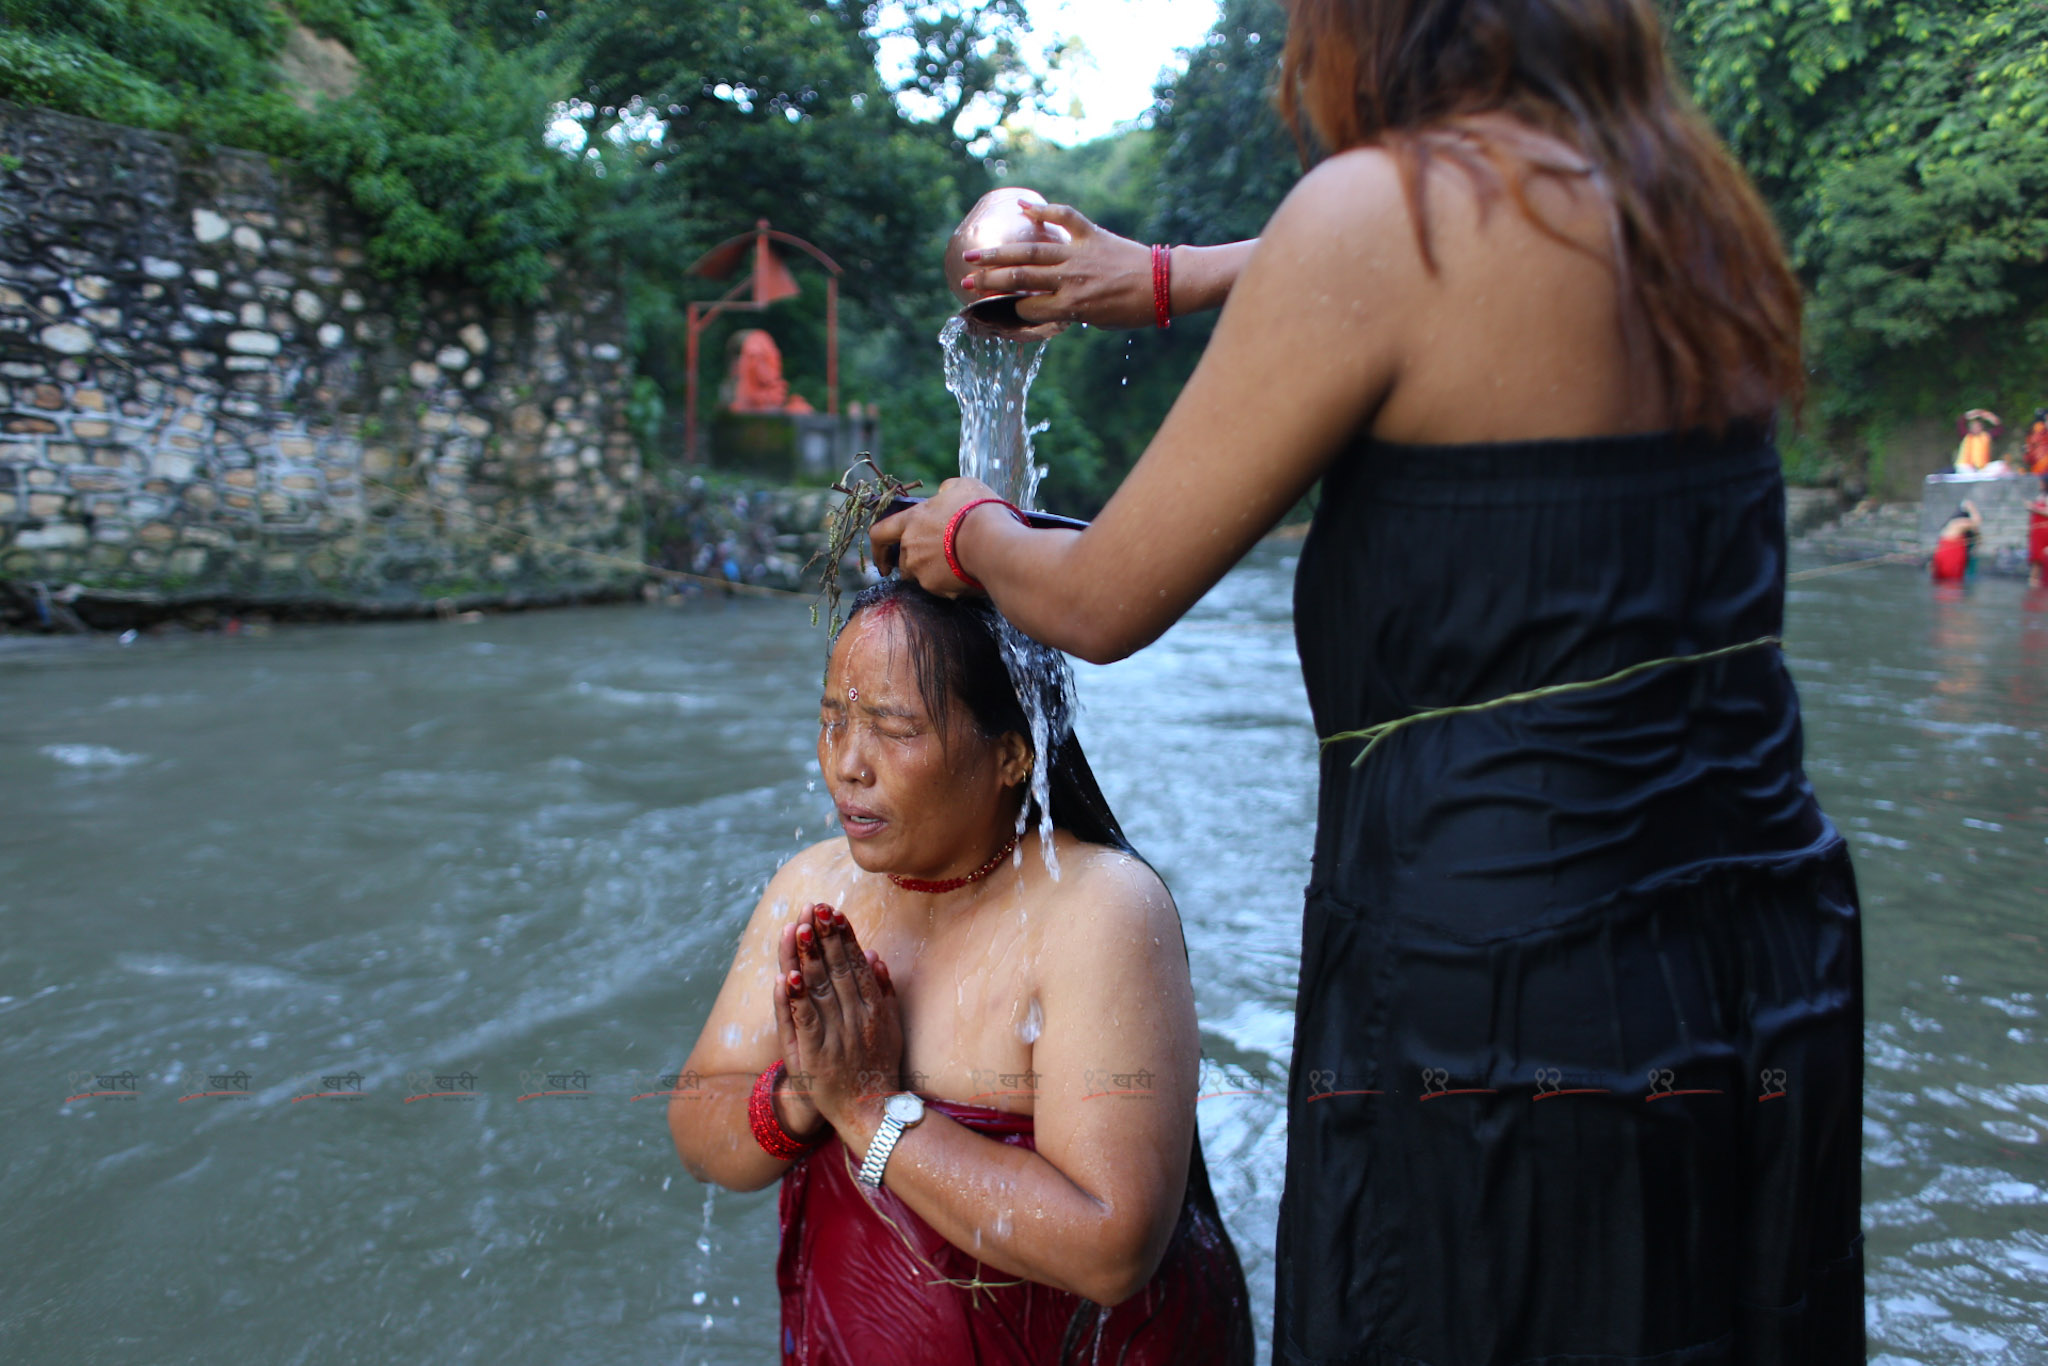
2 0 2040 503
1669 0 2048 471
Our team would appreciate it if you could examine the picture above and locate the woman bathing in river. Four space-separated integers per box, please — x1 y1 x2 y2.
878 0 1866 1361
668 577 1252 1364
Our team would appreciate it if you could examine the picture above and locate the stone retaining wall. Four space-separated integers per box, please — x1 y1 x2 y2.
0 102 641 624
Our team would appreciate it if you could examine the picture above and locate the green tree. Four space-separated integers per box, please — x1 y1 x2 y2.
1670 0 2048 449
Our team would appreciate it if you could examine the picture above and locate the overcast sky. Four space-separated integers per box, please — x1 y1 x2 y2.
1013 0 1223 144
552 1 1225 154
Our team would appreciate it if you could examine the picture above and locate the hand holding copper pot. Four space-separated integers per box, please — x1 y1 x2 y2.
944 188 1078 341
949 192 1163 333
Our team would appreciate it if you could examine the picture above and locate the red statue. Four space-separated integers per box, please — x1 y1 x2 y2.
725 329 813 414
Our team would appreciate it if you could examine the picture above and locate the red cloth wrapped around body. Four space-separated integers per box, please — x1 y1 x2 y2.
1931 536 1970 582
775 1095 1253 1365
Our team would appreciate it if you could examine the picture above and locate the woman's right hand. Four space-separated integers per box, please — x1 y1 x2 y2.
960 202 1158 330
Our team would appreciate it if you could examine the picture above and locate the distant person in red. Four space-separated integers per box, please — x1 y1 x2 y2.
2027 478 2048 588
1932 500 1982 582
2024 409 2048 476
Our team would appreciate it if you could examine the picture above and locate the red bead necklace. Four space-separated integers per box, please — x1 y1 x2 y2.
888 833 1020 895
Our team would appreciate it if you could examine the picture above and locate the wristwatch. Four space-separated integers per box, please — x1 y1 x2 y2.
855 1091 927 1190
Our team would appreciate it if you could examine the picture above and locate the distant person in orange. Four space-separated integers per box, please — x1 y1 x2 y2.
2024 409 2048 476
1954 409 2002 473
2028 478 2048 589
1932 499 1982 582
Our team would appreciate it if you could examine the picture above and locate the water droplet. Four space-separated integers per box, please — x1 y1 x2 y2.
1016 997 1043 1044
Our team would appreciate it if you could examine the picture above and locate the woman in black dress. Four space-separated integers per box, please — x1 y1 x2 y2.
874 1 1865 1361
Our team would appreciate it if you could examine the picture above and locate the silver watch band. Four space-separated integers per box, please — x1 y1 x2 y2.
856 1115 905 1189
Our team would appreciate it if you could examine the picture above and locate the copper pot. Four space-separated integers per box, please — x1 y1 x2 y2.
943 187 1071 342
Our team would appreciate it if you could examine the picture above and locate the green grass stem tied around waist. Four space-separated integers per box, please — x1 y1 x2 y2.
1319 635 1785 768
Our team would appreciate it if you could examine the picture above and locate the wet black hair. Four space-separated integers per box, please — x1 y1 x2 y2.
829 576 1132 856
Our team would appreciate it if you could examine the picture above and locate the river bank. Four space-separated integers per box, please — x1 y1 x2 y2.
10 478 2027 637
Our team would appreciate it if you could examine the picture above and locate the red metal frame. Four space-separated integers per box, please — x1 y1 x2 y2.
683 220 843 463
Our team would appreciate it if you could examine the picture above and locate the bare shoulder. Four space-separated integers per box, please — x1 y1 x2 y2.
731 837 854 949
1258 146 1420 269
1036 840 1186 972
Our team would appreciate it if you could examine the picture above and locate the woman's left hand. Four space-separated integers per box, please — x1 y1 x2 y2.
776 903 905 1132
868 476 1001 595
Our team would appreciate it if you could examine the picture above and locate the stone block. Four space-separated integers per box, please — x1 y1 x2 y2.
39 323 94 355
231 225 265 253
149 450 193 483
136 522 176 547
46 442 85 464
192 208 231 243
72 419 110 439
17 519 84 547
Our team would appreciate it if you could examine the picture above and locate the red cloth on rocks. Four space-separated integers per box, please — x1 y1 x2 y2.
775 1095 1253 1365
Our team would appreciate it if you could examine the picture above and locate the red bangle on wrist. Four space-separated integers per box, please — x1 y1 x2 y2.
943 497 1028 593
749 1060 822 1161
1151 243 1173 329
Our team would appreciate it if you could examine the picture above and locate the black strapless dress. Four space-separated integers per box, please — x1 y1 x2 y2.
1274 426 1865 1365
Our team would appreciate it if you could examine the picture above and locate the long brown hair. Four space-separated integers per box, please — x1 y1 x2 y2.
1277 0 1803 433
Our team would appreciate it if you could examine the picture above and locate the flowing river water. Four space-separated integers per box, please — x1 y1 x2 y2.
2 549 2044 1364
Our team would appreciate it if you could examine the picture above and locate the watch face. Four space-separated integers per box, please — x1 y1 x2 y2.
885 1091 925 1124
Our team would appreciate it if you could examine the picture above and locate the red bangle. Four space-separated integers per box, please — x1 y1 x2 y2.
1151 243 1173 329
943 497 1027 592
749 1060 822 1161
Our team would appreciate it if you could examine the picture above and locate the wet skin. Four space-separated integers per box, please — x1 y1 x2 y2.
669 607 1204 1306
